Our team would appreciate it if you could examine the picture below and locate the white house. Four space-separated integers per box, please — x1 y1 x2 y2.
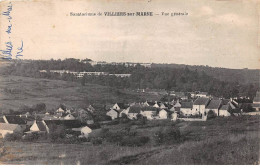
0 123 23 138
29 120 49 133
153 102 160 108
192 97 210 115
158 109 169 119
180 102 193 115
63 114 76 120
205 99 222 116
106 109 119 120
173 100 182 112
72 126 92 138
112 103 128 110
140 106 157 120
56 107 65 113
219 104 231 116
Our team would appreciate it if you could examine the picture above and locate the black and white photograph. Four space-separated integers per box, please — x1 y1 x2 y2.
0 0 259 165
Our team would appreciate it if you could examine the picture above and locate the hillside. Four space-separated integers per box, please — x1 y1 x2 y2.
153 63 260 85
0 75 161 112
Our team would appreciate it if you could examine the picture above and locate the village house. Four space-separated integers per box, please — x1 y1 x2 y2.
159 103 168 109
205 99 222 116
153 102 160 108
72 126 92 138
106 109 120 120
192 97 210 115
127 105 142 119
158 109 170 119
140 106 157 120
0 115 27 130
0 123 23 138
28 120 49 134
112 103 128 110
180 102 193 115
173 100 181 112
219 104 231 116
63 114 76 120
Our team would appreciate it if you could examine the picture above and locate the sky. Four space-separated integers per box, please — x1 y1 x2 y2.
1 0 260 69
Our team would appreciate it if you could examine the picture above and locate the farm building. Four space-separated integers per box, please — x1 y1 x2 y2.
28 120 49 133
219 104 231 116
180 102 193 115
0 123 23 138
106 109 119 120
192 97 210 115
205 99 222 116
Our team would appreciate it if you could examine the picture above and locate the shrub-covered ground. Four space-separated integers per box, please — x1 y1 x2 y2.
0 115 259 164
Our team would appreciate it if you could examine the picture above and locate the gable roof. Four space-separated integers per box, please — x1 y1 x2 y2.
206 100 222 109
44 120 82 128
128 105 142 113
4 116 26 125
35 121 48 132
193 97 210 105
181 102 193 109
220 105 229 111
222 99 230 105
141 106 157 111
116 103 128 109
0 123 20 131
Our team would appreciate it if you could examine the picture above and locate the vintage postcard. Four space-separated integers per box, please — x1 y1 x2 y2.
0 0 259 165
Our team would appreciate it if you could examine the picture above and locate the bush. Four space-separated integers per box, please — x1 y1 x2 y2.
153 126 182 145
207 110 216 120
120 136 150 147
91 137 103 145
22 132 40 141
4 132 23 141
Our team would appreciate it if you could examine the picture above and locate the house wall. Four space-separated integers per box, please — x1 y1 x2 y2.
106 110 118 120
128 113 138 120
205 108 219 116
112 104 120 110
219 110 231 116
180 108 193 115
0 130 13 138
140 111 155 120
192 105 206 114
159 110 168 119
30 122 40 132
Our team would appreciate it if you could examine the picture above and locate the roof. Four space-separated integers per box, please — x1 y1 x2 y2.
44 120 82 128
116 103 128 109
0 118 5 123
222 99 230 105
0 123 20 131
193 97 210 105
4 116 26 125
220 105 229 111
36 121 47 132
128 105 142 113
141 106 157 111
206 100 222 109
181 102 193 108
146 102 155 106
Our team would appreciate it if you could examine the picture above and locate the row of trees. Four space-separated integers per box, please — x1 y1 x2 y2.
1 59 259 99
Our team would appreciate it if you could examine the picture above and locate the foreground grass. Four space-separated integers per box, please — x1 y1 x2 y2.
0 116 259 165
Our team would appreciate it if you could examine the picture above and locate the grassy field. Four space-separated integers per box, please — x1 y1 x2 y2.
0 75 161 112
0 115 259 165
